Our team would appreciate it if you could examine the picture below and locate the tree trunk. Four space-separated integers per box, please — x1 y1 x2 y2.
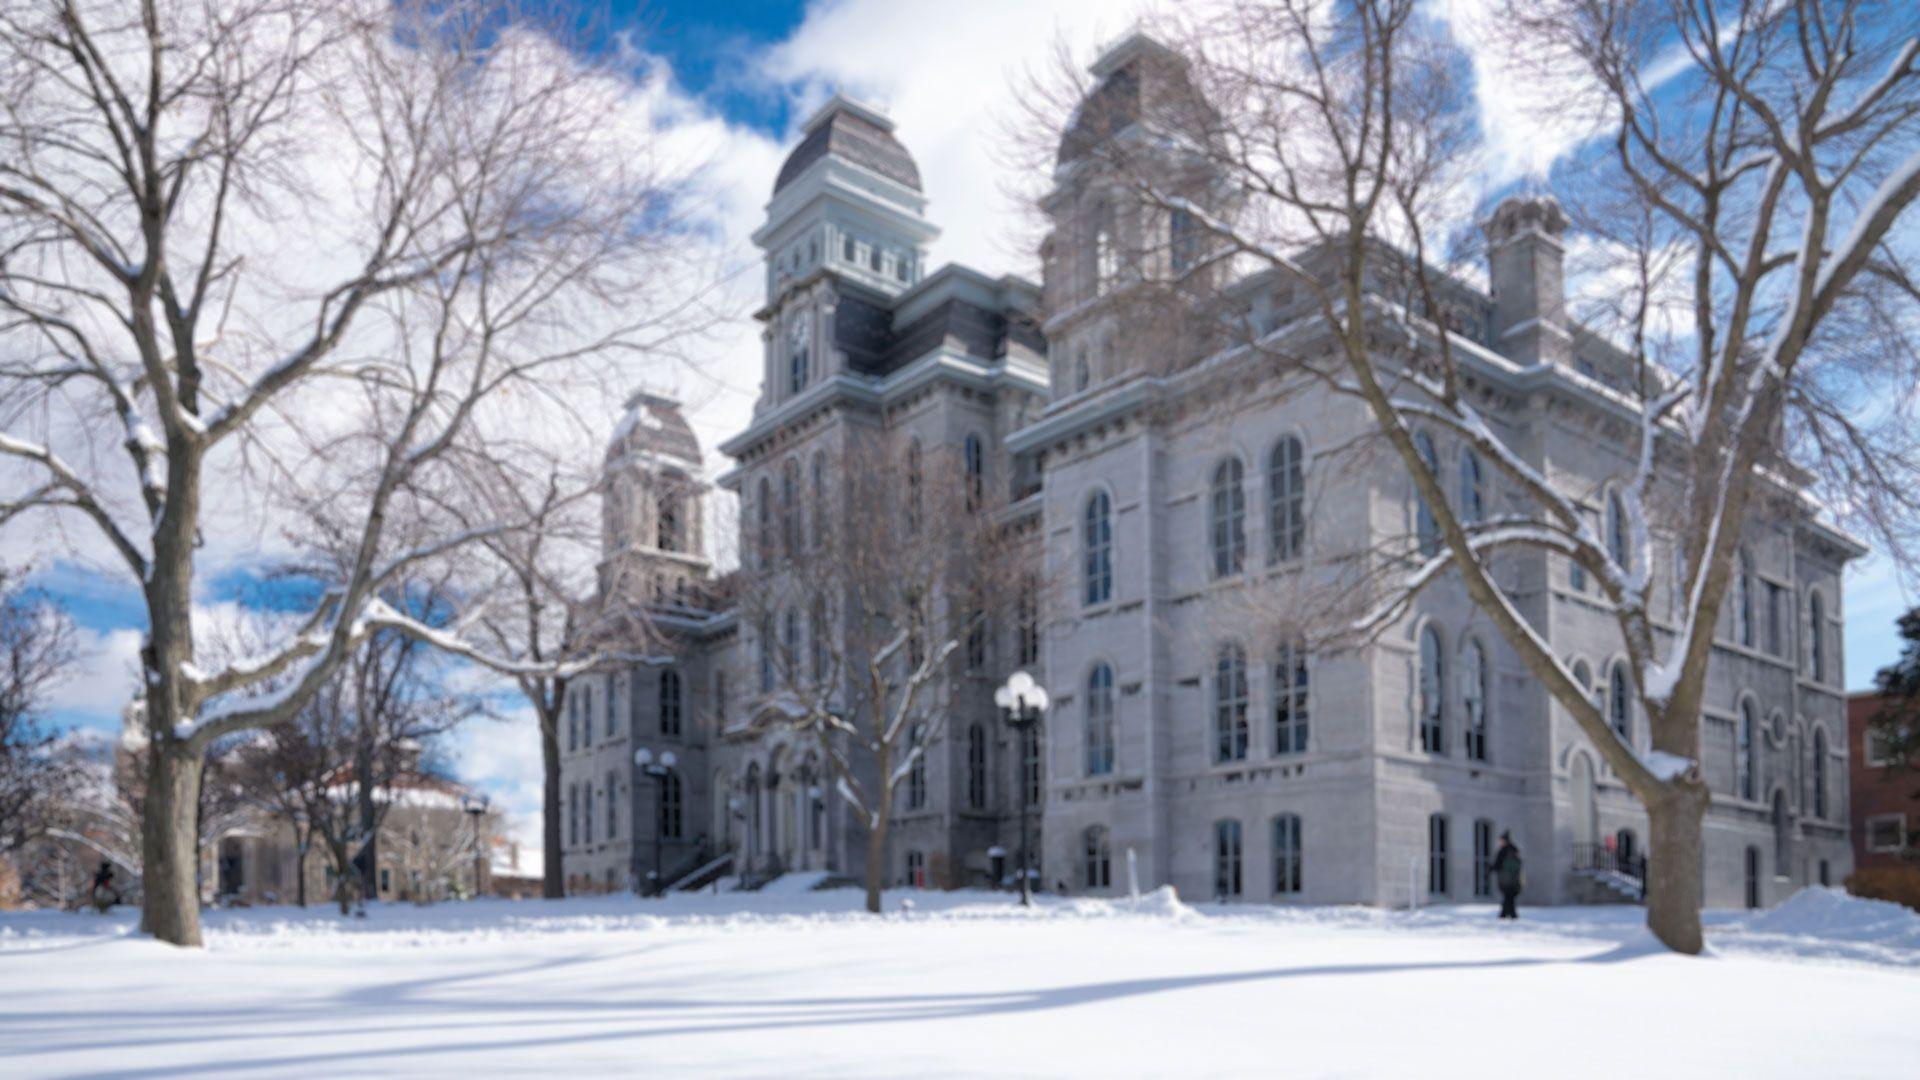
864 816 887 915
1644 779 1710 955
295 837 308 908
138 742 205 947
540 705 563 899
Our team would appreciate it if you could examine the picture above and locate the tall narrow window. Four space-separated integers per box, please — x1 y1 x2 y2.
1812 727 1829 818
967 723 987 809
810 597 829 683
1809 591 1827 682
1272 814 1302 895
1214 819 1244 898
1210 457 1246 578
811 451 829 550
1268 437 1305 563
1733 551 1755 646
1414 432 1440 557
1073 346 1091 393
780 458 801 556
1459 449 1485 525
907 724 927 810
1766 582 1784 657
656 491 682 553
606 770 619 839
783 608 800 684
905 850 926 887
1428 813 1450 894
1606 490 1632 570
583 783 595 845
1084 826 1112 889
1214 643 1250 763
1419 627 1446 754
660 770 683 839
788 318 810 394
963 433 985 512
1273 639 1309 755
1016 576 1040 666
759 617 774 693
567 784 579 846
567 689 579 752
905 439 923 535
1094 202 1118 293
1084 491 1113 606
1462 639 1488 762
605 673 617 737
582 683 594 742
1169 207 1197 274
906 591 926 670
659 669 682 737
1472 819 1495 898
756 477 773 567
1086 662 1116 775
1738 701 1757 801
1609 663 1632 745
714 671 728 724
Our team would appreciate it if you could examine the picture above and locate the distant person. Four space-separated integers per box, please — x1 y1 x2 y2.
90 862 120 913
1492 832 1522 920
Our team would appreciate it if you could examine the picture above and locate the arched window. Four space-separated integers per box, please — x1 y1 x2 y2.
1273 638 1309 755
1086 663 1116 775
1427 813 1450 894
659 669 682 737
1214 819 1244 898
1073 346 1091 393
1419 626 1446 753
1170 207 1197 273
1606 490 1632 570
1094 202 1118 293
660 770 684 840
1084 826 1112 889
583 782 595 845
1272 814 1303 895
567 783 579 846
780 458 801 556
907 724 927 810
810 597 829 683
788 319 810 394
756 477 773 566
1462 639 1489 762
656 491 682 553
604 673 617 736
1738 700 1757 801
567 689 579 752
1772 790 1790 875
1812 727 1829 818
782 608 800 684
1414 432 1440 557
759 616 775 693
1609 663 1632 745
1809 591 1827 682
1210 457 1246 578
606 769 619 839
904 439 923 535
810 451 829 549
1459 449 1485 525
1267 437 1305 563
1214 644 1249 762
963 433 985 512
967 723 987 809
1735 550 1755 647
1083 491 1113 606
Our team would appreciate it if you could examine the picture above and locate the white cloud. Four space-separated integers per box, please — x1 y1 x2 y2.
45 625 143 721
449 706 548 849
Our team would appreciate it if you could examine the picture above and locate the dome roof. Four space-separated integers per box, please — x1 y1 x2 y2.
773 95 922 196
606 391 701 467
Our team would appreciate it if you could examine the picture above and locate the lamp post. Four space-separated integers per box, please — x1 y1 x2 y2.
995 670 1048 907
460 793 490 901
633 747 677 897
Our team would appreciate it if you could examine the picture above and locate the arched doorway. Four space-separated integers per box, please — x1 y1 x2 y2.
1570 754 1597 849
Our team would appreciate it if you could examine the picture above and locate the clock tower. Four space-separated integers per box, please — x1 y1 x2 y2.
749 94 939 415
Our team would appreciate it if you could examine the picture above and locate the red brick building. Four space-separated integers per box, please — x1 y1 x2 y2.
1847 691 1917 875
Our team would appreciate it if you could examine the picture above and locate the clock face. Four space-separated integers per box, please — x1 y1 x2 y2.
788 312 811 351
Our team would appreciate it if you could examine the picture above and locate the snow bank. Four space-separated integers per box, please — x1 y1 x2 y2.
1739 887 1920 950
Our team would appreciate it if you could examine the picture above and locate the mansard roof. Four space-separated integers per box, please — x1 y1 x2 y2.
773 95 922 196
606 391 701 466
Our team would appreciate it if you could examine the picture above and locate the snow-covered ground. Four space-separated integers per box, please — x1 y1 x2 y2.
1 886 1915 1078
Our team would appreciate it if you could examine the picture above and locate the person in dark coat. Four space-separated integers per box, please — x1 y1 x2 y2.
1491 832 1522 919
90 861 119 912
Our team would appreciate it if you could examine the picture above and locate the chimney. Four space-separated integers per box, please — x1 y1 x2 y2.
1482 195 1570 366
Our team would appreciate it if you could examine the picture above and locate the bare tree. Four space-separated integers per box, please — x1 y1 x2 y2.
738 436 1026 913
1015 0 1920 953
0 568 79 858
0 0 707 944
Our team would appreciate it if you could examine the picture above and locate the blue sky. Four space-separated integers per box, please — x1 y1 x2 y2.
16 0 1917 846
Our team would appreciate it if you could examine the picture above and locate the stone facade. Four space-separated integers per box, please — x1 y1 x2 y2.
562 39 1860 910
